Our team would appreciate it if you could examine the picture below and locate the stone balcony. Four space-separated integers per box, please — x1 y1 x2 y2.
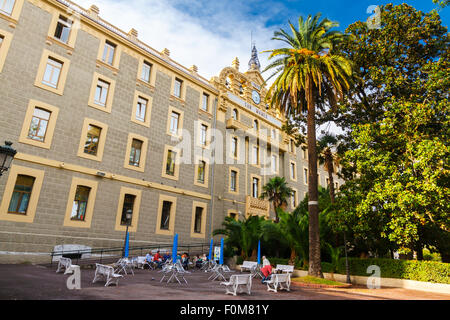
226 118 248 131
245 195 270 218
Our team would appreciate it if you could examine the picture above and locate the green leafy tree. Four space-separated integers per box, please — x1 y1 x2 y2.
263 13 353 277
334 3 450 259
260 176 294 223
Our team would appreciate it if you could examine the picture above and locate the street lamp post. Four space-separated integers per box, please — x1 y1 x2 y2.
122 209 132 257
0 141 17 177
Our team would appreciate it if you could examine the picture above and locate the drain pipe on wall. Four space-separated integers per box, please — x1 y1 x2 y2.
208 97 218 241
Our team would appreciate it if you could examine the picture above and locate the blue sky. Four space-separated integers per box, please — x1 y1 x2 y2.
75 0 448 80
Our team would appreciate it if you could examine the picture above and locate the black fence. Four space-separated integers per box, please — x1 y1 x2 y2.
48 242 219 267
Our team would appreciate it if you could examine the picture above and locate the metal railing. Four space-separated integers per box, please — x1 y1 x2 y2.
49 241 219 267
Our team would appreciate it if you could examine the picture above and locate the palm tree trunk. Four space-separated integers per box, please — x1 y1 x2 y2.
289 247 297 265
274 201 279 223
306 81 323 278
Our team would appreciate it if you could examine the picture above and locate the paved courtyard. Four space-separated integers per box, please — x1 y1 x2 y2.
0 264 449 301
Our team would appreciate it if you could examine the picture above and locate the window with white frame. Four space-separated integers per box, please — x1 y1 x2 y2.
53 15 72 44
0 0 15 16
27 108 51 142
141 61 152 83
102 40 116 65
170 111 180 135
94 79 110 107
201 93 209 111
173 78 182 98
42 57 63 89
135 96 148 122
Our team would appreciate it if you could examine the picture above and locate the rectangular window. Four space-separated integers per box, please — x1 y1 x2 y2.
165 150 177 176
271 129 277 139
170 111 180 135
160 200 172 230
271 155 277 173
303 148 307 159
53 15 72 44
94 79 110 106
42 57 63 89
194 206 203 234
200 124 207 146
129 139 143 167
304 168 308 184
7 175 35 215
120 194 135 225
27 107 51 142
102 40 116 65
290 162 296 180
291 190 297 208
0 0 15 15
135 96 148 122
173 78 182 98
70 185 91 221
0 35 4 48
252 177 259 198
290 139 295 153
252 145 259 165
230 170 237 192
141 61 152 83
84 125 101 155
231 137 238 158
202 93 209 111
197 160 206 183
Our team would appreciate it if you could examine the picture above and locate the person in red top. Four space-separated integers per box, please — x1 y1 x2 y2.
260 256 272 283
153 251 162 268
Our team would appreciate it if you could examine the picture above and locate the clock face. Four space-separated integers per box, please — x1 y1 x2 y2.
252 90 260 104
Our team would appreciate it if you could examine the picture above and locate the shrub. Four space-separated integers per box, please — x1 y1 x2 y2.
321 262 335 273
336 258 450 284
236 256 244 265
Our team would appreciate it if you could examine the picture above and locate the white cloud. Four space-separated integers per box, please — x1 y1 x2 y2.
73 0 282 81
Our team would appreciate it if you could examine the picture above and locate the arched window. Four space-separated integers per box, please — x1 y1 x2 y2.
232 108 238 121
253 119 259 131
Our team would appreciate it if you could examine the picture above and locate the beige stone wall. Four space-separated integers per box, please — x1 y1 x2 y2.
0 0 344 263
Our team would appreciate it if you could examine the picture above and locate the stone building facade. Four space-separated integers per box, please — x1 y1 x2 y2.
0 0 342 263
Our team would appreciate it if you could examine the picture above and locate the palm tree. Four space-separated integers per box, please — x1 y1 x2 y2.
278 208 309 266
260 176 294 223
317 133 340 203
213 215 265 260
263 14 353 277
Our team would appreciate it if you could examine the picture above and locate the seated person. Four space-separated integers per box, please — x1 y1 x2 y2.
153 250 162 268
145 251 153 266
194 255 203 268
260 256 272 283
162 251 171 262
181 253 189 269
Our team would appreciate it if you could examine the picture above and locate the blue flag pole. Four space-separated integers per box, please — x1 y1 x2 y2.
172 233 178 262
124 231 129 258
208 238 213 261
257 240 261 265
219 238 224 265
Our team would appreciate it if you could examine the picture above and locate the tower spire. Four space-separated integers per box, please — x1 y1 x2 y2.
248 44 261 71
